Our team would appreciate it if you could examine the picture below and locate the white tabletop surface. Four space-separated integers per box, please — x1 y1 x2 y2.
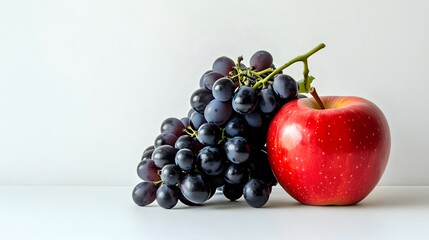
0 186 428 240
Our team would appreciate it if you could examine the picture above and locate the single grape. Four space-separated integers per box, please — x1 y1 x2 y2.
197 146 226 176
223 183 243 201
180 117 190 128
175 135 195 151
232 86 258 114
224 136 251 164
154 133 178 147
151 145 178 168
202 72 224 90
189 111 207 130
244 110 263 128
179 192 201 206
258 85 278 113
212 56 235 76
143 145 154 154
225 115 247 137
156 184 180 209
212 77 235 102
141 147 155 161
197 122 221 146
243 179 270 208
180 172 211 204
190 88 214 113
137 159 161 181
175 148 195 171
132 181 158 206
199 70 213 88
249 50 273 71
298 93 308 98
224 163 249 185
187 108 196 118
273 74 298 99
160 164 181 186
204 99 233 126
160 118 185 137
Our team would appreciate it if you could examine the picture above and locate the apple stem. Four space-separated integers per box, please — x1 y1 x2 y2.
309 87 325 109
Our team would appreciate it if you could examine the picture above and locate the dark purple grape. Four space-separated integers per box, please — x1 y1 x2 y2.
179 192 202 206
180 172 211 204
273 74 298 99
190 88 214 113
224 163 249 185
243 179 270 208
298 93 308 98
208 173 225 189
132 181 158 206
180 117 190 128
154 133 178 147
160 164 181 186
141 147 155 160
207 185 217 201
197 146 226 176
258 85 278 113
197 123 221 146
187 108 196 118
249 50 273 71
204 99 233 126
174 135 194 150
199 70 213 88
137 159 161 181
202 72 224 90
224 136 251 164
248 150 277 186
175 148 195 171
151 145 177 168
189 112 207 130
156 184 179 209
223 183 243 201
212 77 235 102
192 138 205 153
225 115 247 137
160 118 185 137
143 145 154 153
212 56 235 76
232 86 258 114
244 110 262 128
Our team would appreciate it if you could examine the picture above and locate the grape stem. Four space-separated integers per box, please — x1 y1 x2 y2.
184 126 198 137
252 43 326 90
309 87 325 109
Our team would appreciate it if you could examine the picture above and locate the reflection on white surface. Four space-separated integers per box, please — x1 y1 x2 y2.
0 186 428 239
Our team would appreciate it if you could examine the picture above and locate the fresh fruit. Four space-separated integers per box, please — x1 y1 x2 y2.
267 95 390 205
133 43 389 209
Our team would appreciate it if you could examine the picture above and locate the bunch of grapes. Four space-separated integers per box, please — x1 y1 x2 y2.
132 48 320 209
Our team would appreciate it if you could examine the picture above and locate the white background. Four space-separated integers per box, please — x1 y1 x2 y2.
0 0 428 186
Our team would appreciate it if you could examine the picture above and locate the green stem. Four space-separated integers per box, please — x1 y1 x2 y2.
250 68 274 77
184 126 197 137
252 43 326 89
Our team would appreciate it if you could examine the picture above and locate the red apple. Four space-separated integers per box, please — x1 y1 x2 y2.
266 96 390 205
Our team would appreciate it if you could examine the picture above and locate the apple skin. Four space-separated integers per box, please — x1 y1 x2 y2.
266 96 390 205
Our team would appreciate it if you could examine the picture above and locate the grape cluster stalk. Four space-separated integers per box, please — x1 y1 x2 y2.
133 44 326 209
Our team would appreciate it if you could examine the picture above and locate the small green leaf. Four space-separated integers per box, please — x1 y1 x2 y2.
298 76 315 93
